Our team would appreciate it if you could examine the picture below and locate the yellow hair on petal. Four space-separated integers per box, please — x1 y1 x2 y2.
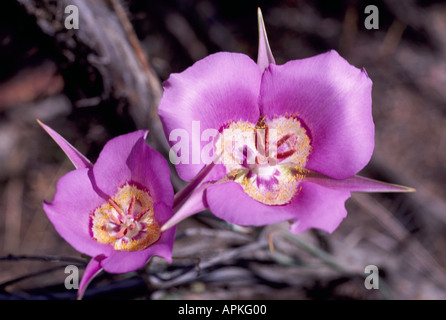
90 183 160 252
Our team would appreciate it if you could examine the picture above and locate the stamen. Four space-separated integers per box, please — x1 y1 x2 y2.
109 214 121 226
134 207 151 221
91 183 160 251
216 117 311 206
277 133 293 148
128 196 136 216
277 149 297 160
255 126 271 165
108 198 125 218
265 125 269 155
255 129 266 155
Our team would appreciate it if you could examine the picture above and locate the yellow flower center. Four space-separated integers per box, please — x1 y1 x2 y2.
90 182 160 251
216 116 311 205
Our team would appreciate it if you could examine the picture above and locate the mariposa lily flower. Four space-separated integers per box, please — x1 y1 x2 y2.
38 120 175 299
159 9 414 233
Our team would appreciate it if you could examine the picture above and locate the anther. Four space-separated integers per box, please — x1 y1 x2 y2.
134 207 151 221
108 198 125 218
128 196 136 216
277 133 293 148
255 129 265 155
109 214 121 226
91 183 159 251
277 149 297 160
265 126 269 155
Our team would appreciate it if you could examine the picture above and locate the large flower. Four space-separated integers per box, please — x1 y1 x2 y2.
159 9 413 233
39 121 175 299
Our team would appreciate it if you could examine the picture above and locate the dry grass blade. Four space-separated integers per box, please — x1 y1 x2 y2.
353 193 446 290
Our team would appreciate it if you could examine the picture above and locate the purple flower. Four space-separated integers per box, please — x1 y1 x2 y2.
159 9 414 233
38 121 175 299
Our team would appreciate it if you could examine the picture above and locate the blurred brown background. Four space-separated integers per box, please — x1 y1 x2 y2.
0 0 445 299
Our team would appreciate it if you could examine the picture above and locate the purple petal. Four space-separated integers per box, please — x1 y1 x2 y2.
158 52 262 181
305 172 416 193
92 131 174 207
77 255 104 300
257 8 275 73
260 50 374 179
161 182 209 232
126 135 175 208
205 181 297 226
38 119 93 169
91 130 145 197
101 203 176 273
43 168 113 258
173 161 217 209
205 180 351 233
288 182 351 234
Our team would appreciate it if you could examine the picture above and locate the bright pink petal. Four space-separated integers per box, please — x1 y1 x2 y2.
161 182 208 232
158 52 262 182
161 161 217 231
288 182 351 233
77 255 104 300
260 50 374 179
305 172 416 193
38 119 93 169
205 181 297 226
257 8 275 73
126 135 175 208
92 131 174 207
43 168 113 258
173 162 217 209
91 130 145 197
101 203 176 273
205 180 350 233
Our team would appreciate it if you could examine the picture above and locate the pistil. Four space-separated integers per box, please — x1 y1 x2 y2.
91 183 160 251
216 116 311 205
115 227 127 239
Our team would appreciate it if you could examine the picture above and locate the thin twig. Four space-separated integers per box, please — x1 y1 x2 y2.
270 231 394 299
0 265 70 290
154 240 269 290
377 19 406 60
3 179 23 253
272 231 352 274
177 227 253 244
0 254 86 290
0 254 86 265
108 0 162 104
172 256 202 277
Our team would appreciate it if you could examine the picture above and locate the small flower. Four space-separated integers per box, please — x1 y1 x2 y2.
38 120 175 299
159 9 414 233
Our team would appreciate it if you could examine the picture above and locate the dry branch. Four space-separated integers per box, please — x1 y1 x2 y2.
16 0 163 134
